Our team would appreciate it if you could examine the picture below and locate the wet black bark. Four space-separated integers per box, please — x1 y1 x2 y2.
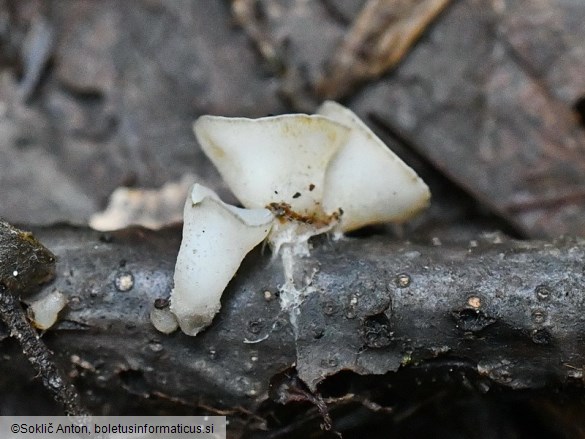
1 225 584 417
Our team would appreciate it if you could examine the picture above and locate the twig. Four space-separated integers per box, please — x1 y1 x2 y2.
0 285 88 415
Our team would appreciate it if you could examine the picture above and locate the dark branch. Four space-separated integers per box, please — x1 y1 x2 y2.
1 225 584 414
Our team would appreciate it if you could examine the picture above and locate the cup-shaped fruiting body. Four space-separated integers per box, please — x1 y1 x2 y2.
170 184 274 336
317 101 431 232
183 103 431 335
194 102 430 240
194 114 350 218
26 290 67 330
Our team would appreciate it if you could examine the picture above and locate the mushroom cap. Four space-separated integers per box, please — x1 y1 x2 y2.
317 101 431 232
194 103 430 234
194 114 351 218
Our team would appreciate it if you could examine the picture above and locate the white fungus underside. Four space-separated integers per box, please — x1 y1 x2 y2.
318 101 431 232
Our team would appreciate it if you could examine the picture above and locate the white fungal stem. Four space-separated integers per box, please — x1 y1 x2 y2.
278 246 297 307
266 211 339 326
170 184 274 336
278 245 302 333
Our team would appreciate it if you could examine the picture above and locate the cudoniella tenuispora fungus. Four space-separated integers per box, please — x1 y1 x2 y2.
168 101 430 336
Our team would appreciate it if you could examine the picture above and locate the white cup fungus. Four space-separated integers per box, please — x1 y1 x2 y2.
167 102 431 336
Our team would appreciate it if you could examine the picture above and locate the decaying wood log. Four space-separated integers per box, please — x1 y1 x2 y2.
1 224 584 422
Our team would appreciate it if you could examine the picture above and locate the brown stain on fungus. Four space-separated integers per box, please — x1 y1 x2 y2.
267 202 342 228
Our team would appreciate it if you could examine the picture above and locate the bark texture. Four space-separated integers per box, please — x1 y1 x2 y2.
1 225 584 417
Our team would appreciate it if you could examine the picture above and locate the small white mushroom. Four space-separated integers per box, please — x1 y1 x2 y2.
170 184 274 336
150 307 179 334
317 101 430 232
194 102 430 236
26 290 67 330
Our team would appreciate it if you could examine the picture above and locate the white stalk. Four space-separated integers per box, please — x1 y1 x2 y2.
170 184 274 336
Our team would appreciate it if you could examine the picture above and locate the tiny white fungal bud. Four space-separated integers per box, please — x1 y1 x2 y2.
150 307 179 334
27 290 67 330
